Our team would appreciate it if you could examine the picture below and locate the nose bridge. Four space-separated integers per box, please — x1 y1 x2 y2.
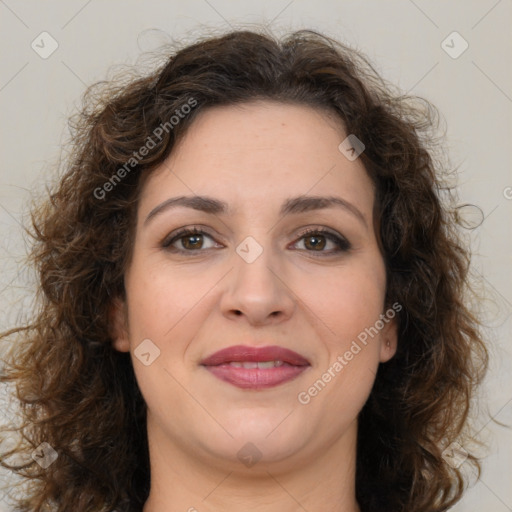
222 234 294 323
235 237 276 292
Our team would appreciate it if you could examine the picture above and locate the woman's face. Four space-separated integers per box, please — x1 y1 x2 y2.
112 100 397 473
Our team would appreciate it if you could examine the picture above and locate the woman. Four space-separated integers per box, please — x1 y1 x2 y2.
0 28 488 512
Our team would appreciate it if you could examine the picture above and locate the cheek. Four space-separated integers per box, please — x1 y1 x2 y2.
123 265 206 421
123 256 213 342
301 257 387 349
295 256 386 413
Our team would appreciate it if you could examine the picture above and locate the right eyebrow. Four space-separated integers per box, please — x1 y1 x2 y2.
144 196 230 226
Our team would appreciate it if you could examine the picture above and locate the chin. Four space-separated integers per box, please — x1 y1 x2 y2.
199 412 309 464
202 436 307 473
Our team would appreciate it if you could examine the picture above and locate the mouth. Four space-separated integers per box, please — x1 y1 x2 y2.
200 345 310 389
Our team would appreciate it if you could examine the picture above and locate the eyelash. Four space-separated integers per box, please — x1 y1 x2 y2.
161 226 351 256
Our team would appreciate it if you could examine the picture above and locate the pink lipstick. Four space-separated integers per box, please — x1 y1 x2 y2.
200 345 310 389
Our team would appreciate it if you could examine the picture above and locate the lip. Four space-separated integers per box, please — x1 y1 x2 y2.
200 345 310 389
201 345 310 366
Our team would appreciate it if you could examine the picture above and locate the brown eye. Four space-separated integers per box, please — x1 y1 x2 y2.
181 233 204 250
303 234 327 251
292 228 351 254
162 228 219 252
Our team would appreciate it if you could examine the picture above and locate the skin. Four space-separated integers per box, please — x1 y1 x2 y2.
112 100 397 512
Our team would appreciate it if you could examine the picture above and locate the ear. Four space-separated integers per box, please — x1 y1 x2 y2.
379 316 398 363
109 297 130 353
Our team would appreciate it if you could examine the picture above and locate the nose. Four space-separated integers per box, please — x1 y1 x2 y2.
220 242 295 327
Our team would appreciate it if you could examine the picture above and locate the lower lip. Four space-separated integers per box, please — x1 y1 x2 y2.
203 364 309 389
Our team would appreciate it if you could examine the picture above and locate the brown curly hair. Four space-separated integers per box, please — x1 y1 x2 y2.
0 28 488 512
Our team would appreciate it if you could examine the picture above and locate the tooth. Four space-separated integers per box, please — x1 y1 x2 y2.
257 361 276 369
227 361 286 369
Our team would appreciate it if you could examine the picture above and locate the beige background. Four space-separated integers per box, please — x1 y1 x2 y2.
0 0 511 510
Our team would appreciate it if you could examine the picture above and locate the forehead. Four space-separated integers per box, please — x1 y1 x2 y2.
139 101 375 217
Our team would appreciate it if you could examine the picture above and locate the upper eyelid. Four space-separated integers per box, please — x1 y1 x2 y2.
163 225 343 241
161 226 217 247
162 226 350 251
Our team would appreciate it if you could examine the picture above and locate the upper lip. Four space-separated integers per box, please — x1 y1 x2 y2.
200 345 310 366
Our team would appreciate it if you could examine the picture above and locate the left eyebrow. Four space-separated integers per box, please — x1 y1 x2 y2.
144 194 367 229
279 195 368 229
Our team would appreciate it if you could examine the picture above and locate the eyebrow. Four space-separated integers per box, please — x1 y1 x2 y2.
144 194 367 228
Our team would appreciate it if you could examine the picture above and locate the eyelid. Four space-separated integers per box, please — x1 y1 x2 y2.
160 225 351 254
290 226 351 253
160 225 220 249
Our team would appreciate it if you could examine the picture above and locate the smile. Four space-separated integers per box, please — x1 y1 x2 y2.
200 345 310 389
